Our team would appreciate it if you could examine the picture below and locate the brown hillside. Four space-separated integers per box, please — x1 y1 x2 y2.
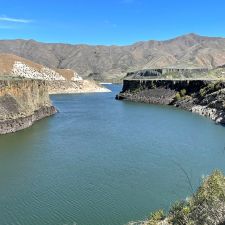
0 54 76 80
1 34 225 81
0 53 44 75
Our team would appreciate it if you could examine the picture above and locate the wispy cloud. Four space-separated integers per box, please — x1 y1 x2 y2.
0 16 32 23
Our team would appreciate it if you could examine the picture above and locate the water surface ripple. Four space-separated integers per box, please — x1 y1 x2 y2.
0 85 225 225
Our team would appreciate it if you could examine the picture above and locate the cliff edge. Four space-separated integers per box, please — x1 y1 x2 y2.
0 79 57 134
116 79 225 124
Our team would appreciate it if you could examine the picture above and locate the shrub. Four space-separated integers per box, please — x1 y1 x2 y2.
147 171 225 225
180 89 187 97
199 88 206 97
148 209 165 224
207 83 215 91
199 82 222 98
214 82 222 91
174 89 187 101
194 170 225 204
175 92 181 101
169 201 190 225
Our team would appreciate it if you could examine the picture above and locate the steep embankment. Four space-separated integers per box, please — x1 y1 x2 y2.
116 79 225 124
0 79 56 134
1 34 225 81
0 54 109 93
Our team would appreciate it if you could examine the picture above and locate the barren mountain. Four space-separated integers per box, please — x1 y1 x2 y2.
1 33 225 81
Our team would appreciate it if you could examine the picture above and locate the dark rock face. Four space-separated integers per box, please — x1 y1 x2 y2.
0 79 57 134
116 79 225 124
0 106 56 134
120 79 208 93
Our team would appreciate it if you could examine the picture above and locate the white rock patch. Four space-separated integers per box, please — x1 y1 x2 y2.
191 105 218 121
71 71 83 81
12 61 65 81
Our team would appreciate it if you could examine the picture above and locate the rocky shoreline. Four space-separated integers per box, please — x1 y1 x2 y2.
0 106 56 135
116 79 225 124
0 79 57 134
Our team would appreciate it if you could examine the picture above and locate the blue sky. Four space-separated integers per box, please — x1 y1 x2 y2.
0 0 225 45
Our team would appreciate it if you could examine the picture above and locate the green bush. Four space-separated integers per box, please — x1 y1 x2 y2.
174 89 187 101
199 88 206 97
147 170 225 225
194 170 225 204
207 83 215 91
214 82 222 91
169 201 190 225
180 89 187 97
175 92 181 101
148 209 165 224
199 82 222 98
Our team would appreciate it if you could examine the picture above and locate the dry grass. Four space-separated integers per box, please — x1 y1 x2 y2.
56 69 75 80
0 53 43 75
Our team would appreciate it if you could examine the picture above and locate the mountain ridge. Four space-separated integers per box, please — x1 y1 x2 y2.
2 33 224 46
1 33 225 81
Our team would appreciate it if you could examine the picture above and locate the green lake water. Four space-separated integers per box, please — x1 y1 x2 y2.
0 84 225 225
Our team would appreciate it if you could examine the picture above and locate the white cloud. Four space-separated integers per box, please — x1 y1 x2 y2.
0 16 32 23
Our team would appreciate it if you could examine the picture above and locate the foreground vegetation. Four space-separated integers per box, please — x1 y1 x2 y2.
149 170 225 225
129 171 225 225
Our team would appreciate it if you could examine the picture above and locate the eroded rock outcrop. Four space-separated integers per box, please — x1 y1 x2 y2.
0 79 57 134
116 79 225 124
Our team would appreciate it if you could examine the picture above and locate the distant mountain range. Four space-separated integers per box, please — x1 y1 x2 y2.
1 33 225 81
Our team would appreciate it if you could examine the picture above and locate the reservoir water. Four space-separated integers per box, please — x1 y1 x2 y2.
1 84 225 225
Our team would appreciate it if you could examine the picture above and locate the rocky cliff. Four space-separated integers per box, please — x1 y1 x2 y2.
0 79 57 134
116 79 225 124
